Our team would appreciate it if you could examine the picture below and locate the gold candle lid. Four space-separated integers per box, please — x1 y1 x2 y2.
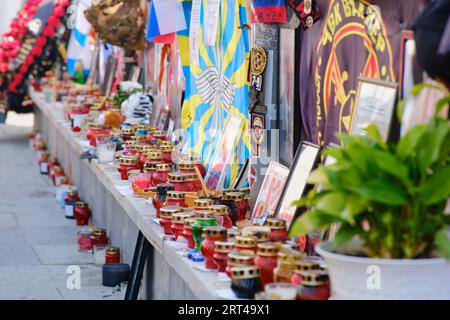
256 242 279 257
160 145 173 152
67 189 78 197
121 128 134 135
75 201 88 208
227 228 241 240
178 162 195 170
166 191 185 200
124 140 137 148
264 218 287 230
168 173 187 182
235 236 257 248
223 191 245 201
119 155 138 165
202 226 227 239
231 266 260 280
194 198 214 208
93 227 106 236
106 246 120 255
147 151 163 160
295 259 321 272
155 163 171 172
53 166 63 172
214 241 235 253
194 210 216 219
88 123 102 130
184 173 198 182
172 212 193 224
299 270 329 286
278 250 303 263
160 206 183 218
228 251 256 265
242 226 271 243
209 205 229 215
144 162 159 172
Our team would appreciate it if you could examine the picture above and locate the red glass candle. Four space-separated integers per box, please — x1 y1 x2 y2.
178 162 197 175
226 251 255 278
140 149 161 172
78 229 93 251
152 184 174 218
86 124 109 147
159 206 182 236
105 246 121 264
254 242 279 288
234 236 257 254
165 191 189 208
167 173 190 192
74 201 92 226
120 128 134 142
64 189 80 220
201 226 227 269
213 241 235 272
265 218 289 242
183 154 206 178
182 220 196 249
209 205 233 229
47 156 59 177
90 228 109 246
184 173 202 192
129 171 152 193
194 198 215 212
224 192 249 222
161 146 173 164
118 155 139 180
171 212 193 241
151 163 171 186
69 106 89 132
52 166 65 186
123 140 138 156
298 271 330 300
38 151 49 175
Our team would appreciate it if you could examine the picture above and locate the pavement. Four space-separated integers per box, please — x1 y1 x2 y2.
0 118 123 300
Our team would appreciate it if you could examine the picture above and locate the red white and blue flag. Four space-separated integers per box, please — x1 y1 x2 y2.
251 0 287 24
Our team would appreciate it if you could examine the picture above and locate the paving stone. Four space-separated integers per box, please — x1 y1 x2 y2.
0 213 18 227
0 228 41 266
33 244 95 265
0 286 62 300
0 124 106 299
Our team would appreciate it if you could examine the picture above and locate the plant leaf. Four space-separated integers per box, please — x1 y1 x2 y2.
332 224 357 248
341 195 369 225
396 124 427 159
372 149 411 187
422 165 450 205
435 95 450 115
288 211 319 237
365 124 384 145
351 180 407 205
315 192 347 216
435 230 450 260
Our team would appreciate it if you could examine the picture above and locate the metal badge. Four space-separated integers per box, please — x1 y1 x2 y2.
250 47 267 76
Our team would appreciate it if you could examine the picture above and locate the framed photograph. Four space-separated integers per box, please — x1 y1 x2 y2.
251 161 290 224
101 56 118 96
205 114 245 191
156 106 169 131
232 158 250 190
274 142 321 229
128 66 142 83
349 77 398 142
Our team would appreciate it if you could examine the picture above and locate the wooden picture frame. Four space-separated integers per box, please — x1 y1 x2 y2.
274 141 321 229
205 114 245 191
349 77 398 142
232 158 250 190
251 161 290 224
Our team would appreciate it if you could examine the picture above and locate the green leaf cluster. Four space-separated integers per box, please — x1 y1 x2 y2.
290 89 450 259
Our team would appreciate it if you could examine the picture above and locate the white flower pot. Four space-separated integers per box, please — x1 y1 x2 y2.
315 241 450 300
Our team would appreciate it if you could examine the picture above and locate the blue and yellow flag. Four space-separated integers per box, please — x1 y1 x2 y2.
177 0 250 189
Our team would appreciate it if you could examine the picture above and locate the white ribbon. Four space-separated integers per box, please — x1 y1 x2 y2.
189 0 202 66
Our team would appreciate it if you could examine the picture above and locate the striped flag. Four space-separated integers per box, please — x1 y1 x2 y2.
146 0 187 44
66 0 93 77
251 0 287 23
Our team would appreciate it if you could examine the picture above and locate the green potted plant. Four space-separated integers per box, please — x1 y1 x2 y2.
290 91 450 299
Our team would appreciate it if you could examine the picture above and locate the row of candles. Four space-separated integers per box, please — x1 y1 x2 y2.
108 126 331 300
31 132 121 265
39 85 331 300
